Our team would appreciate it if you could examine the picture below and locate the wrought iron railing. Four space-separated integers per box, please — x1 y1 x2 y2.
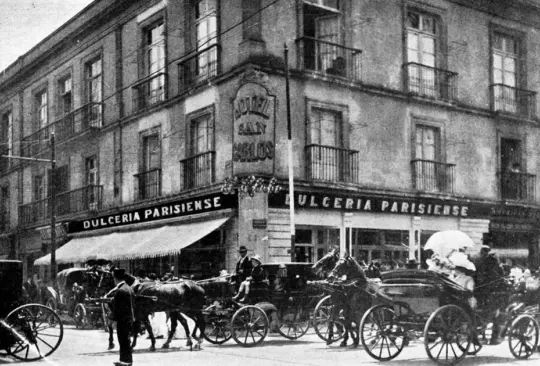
21 102 103 157
497 171 536 202
403 63 457 101
132 72 168 113
490 84 537 119
19 185 103 226
134 168 161 201
411 159 455 193
180 151 215 190
296 37 362 81
305 144 359 183
178 44 220 93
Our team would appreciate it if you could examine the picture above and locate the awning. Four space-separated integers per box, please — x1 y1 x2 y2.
34 216 230 266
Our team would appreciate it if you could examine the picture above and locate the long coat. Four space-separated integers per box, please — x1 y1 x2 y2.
110 282 135 323
235 256 253 282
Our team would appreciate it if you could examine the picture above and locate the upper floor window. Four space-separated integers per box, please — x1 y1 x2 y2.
85 156 98 186
58 76 72 117
415 124 440 162
308 107 342 147
85 57 103 126
1 110 13 169
143 21 166 105
0 186 9 231
242 0 262 41
33 175 45 201
195 0 218 78
136 132 161 200
35 90 48 129
190 112 214 155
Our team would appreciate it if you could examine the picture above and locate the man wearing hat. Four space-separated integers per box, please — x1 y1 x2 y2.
235 246 252 284
233 254 264 302
110 268 135 366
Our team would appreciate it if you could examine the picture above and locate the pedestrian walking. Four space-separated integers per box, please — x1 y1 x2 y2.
110 268 135 366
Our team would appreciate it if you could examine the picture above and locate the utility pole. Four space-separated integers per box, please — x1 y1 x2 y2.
50 132 56 283
284 44 296 262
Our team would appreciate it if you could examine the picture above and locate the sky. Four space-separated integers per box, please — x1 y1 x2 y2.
0 0 95 72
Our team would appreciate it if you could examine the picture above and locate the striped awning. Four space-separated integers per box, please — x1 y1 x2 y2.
34 217 229 265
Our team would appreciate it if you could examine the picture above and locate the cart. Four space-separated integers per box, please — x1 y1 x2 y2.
0 260 63 361
359 269 539 365
201 262 323 347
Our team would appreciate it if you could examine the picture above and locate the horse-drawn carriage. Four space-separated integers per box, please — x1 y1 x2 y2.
48 267 114 329
0 260 63 361
201 262 323 347
359 268 540 365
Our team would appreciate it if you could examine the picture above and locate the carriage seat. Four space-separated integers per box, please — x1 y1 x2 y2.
242 281 270 304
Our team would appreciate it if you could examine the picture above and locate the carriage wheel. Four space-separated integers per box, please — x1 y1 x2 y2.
424 305 472 366
203 313 232 344
5 304 64 361
508 314 539 360
312 295 345 343
73 303 87 329
360 305 406 361
231 306 269 347
276 303 310 340
45 298 57 312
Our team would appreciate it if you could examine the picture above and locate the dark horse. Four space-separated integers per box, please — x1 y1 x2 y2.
327 254 372 348
130 279 207 351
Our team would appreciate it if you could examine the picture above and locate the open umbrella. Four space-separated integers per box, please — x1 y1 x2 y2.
424 230 475 258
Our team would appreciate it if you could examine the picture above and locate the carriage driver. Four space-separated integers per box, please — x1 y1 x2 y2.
234 246 253 284
233 255 265 303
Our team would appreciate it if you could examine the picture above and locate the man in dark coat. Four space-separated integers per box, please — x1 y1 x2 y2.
110 268 135 366
235 246 252 283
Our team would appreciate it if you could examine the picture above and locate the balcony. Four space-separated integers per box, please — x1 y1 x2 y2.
498 171 536 202
21 102 103 157
296 37 362 81
305 144 359 183
180 151 215 190
490 84 537 119
178 44 220 93
134 168 161 201
411 159 455 193
132 72 168 113
19 185 103 226
403 63 457 101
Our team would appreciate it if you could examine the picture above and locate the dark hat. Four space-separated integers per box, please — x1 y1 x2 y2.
112 268 126 280
238 246 248 253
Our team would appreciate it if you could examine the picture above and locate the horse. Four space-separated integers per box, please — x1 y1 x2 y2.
312 247 340 278
130 279 206 351
327 254 372 348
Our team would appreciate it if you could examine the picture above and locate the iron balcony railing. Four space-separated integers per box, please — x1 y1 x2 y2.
403 63 458 101
19 185 103 226
305 144 359 183
180 151 215 190
498 171 536 202
132 72 168 113
490 84 537 119
411 159 456 193
134 168 161 201
21 102 103 157
178 44 220 93
296 37 362 81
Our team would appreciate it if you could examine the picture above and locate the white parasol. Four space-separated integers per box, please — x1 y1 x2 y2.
424 230 475 258
448 252 476 271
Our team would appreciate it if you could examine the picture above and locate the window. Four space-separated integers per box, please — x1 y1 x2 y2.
350 229 409 265
136 131 161 200
242 0 261 41
195 0 218 81
304 0 339 10
58 76 72 117
308 107 342 181
406 10 437 96
500 138 527 200
85 57 103 126
85 156 98 210
144 21 166 104
48 165 69 196
1 111 13 170
492 32 519 113
33 175 45 201
183 111 214 189
0 186 8 231
113 130 121 197
414 124 444 192
35 90 48 129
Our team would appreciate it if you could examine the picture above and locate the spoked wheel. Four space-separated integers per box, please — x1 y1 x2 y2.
4 304 64 361
45 298 57 312
203 313 232 344
73 303 87 329
360 305 406 361
508 314 539 360
231 305 269 347
312 295 345 343
424 305 472 366
276 304 310 340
